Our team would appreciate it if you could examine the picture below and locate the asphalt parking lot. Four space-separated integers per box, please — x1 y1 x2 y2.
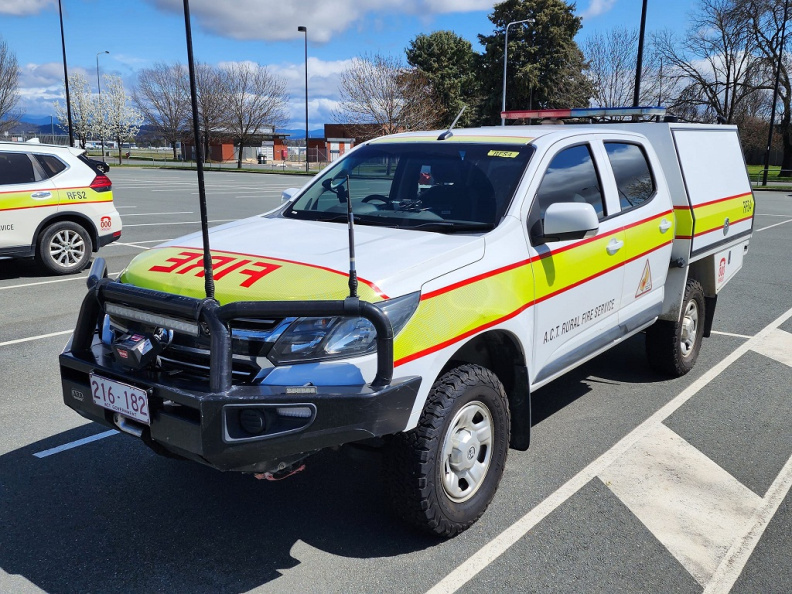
0 169 790 593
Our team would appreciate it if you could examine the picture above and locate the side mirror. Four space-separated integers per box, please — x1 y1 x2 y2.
538 202 599 243
281 187 300 203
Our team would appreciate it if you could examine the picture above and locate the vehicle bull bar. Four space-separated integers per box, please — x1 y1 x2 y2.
72 258 395 392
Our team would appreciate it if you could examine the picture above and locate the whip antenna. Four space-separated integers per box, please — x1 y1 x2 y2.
182 0 215 300
330 174 357 298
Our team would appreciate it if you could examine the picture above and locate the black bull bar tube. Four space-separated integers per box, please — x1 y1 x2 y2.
72 263 395 393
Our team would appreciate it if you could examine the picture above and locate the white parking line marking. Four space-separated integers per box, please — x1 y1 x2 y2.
111 242 151 250
756 218 792 232
710 330 752 339
600 424 761 586
750 328 792 366
0 271 119 291
0 330 72 348
122 219 234 227
427 303 792 594
0 275 87 291
33 430 118 458
704 452 792 593
119 211 194 217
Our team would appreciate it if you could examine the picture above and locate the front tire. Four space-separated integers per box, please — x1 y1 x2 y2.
645 278 705 376
385 364 510 537
38 221 93 275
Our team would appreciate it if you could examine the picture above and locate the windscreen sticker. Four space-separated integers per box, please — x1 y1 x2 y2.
487 150 519 158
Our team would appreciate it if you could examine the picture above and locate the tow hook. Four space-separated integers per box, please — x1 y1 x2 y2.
254 463 306 481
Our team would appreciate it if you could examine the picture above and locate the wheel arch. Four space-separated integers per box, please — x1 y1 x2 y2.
438 330 531 451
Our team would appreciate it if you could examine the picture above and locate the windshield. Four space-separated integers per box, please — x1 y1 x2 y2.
283 142 534 232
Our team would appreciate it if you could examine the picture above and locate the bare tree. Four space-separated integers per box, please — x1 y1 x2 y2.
223 62 289 169
653 0 767 123
0 37 20 133
193 62 228 161
334 53 442 136
134 62 189 160
737 0 792 173
54 73 94 149
97 74 142 164
583 27 662 107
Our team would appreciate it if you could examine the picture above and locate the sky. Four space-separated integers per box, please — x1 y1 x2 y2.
0 0 698 133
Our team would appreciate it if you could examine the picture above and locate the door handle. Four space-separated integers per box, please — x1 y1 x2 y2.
31 191 52 200
606 239 624 255
659 218 672 233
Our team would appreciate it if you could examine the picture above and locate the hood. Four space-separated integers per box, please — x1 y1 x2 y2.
120 215 485 304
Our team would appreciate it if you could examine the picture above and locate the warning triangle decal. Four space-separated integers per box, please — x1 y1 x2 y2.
636 261 652 298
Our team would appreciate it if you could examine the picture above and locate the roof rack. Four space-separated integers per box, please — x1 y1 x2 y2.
501 106 666 121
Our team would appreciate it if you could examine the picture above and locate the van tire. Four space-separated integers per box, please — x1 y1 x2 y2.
646 279 705 376
384 364 510 537
38 221 93 275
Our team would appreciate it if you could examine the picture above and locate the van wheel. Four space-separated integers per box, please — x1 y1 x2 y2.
646 279 705 376
38 221 93 275
385 364 510 537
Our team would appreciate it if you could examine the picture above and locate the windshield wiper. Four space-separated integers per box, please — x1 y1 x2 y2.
404 221 495 233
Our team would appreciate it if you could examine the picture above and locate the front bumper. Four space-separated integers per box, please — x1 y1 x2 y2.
59 260 421 473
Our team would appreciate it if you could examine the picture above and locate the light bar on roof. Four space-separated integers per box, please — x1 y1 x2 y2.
501 106 667 120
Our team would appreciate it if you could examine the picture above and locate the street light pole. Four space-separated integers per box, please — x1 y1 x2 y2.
58 0 74 147
298 26 309 173
96 50 109 160
502 18 534 126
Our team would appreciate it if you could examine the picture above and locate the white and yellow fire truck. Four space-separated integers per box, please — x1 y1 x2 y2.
59 107 754 536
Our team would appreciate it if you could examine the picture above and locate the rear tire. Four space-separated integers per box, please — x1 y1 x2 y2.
385 364 510 537
646 279 705 376
38 221 92 275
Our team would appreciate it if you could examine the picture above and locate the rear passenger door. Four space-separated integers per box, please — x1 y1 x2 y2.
525 140 625 385
0 151 59 251
598 140 673 331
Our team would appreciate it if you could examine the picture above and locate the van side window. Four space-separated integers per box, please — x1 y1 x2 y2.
534 145 605 220
604 142 655 209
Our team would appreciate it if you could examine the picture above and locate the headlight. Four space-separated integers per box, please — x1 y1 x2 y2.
268 292 420 365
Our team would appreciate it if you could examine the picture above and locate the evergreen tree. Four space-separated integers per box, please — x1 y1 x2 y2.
478 0 593 124
406 31 480 128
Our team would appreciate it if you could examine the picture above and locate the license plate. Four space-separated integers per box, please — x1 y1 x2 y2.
90 373 150 425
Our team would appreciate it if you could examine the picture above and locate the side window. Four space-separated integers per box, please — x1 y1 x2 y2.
0 152 38 185
534 144 605 220
604 142 655 210
35 154 68 179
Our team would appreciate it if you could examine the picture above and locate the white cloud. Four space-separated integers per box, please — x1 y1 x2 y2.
0 0 55 16
581 0 618 20
148 0 497 42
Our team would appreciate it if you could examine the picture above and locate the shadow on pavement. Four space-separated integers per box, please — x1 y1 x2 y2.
0 424 434 593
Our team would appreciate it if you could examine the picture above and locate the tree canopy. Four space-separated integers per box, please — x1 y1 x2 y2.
478 0 593 123
406 31 480 128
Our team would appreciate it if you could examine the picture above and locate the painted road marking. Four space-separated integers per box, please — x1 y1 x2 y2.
750 328 792 367
0 330 72 348
33 430 118 458
111 242 151 250
0 271 119 291
427 303 792 594
599 424 761 586
710 330 752 339
704 451 792 593
756 218 792 232
122 219 235 227
118 211 194 217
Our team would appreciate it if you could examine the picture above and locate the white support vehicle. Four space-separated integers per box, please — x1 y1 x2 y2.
0 142 122 274
59 108 753 536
